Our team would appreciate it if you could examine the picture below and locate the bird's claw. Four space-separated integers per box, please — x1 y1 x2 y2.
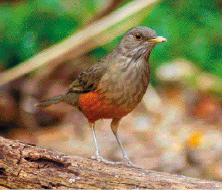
91 155 117 164
122 158 141 168
91 155 141 168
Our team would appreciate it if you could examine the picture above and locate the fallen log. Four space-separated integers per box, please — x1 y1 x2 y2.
0 136 221 189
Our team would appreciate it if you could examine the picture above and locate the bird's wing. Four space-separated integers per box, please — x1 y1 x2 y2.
68 61 108 93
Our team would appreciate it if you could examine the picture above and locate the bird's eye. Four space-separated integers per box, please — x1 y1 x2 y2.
134 33 142 41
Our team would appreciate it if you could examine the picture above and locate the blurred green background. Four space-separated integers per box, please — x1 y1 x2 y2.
1 0 222 79
0 0 222 182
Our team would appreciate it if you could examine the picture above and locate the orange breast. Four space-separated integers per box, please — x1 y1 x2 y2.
78 91 134 123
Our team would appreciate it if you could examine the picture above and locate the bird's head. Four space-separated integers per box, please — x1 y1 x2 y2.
117 26 167 59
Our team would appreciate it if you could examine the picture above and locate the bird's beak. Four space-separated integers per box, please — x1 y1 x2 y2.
149 36 167 43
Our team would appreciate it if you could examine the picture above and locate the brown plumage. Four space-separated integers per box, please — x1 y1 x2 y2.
36 26 167 166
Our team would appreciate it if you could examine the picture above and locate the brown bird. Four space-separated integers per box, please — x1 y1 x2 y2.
36 26 167 166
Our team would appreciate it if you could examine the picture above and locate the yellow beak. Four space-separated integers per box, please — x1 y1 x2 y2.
149 36 167 43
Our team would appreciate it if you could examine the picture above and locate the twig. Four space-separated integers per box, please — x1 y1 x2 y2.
0 0 158 86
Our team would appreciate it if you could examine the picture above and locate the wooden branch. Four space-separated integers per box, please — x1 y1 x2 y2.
0 0 158 87
1 136 222 189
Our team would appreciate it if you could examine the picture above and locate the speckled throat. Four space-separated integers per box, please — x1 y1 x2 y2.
97 50 151 109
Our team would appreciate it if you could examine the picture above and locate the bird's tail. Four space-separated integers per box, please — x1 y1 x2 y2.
35 95 65 107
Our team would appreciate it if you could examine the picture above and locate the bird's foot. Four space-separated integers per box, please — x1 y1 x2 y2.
91 155 117 164
91 155 142 168
118 157 142 168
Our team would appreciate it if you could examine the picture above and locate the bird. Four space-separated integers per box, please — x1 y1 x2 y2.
35 26 167 166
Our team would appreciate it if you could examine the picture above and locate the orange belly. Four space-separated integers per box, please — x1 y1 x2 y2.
78 91 134 123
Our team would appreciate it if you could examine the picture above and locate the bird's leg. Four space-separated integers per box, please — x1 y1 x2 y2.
111 118 140 167
89 122 100 160
111 119 129 160
89 122 116 164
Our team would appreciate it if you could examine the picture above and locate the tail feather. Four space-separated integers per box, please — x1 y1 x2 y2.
35 95 65 107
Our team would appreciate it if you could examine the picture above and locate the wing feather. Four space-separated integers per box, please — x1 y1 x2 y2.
68 62 107 93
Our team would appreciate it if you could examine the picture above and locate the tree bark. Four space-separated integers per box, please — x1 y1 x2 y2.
0 136 222 189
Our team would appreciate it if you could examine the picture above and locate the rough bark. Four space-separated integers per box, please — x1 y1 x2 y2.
0 136 222 189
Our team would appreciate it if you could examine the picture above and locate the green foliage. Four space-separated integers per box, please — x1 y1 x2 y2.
140 0 222 79
0 0 102 68
0 0 222 81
